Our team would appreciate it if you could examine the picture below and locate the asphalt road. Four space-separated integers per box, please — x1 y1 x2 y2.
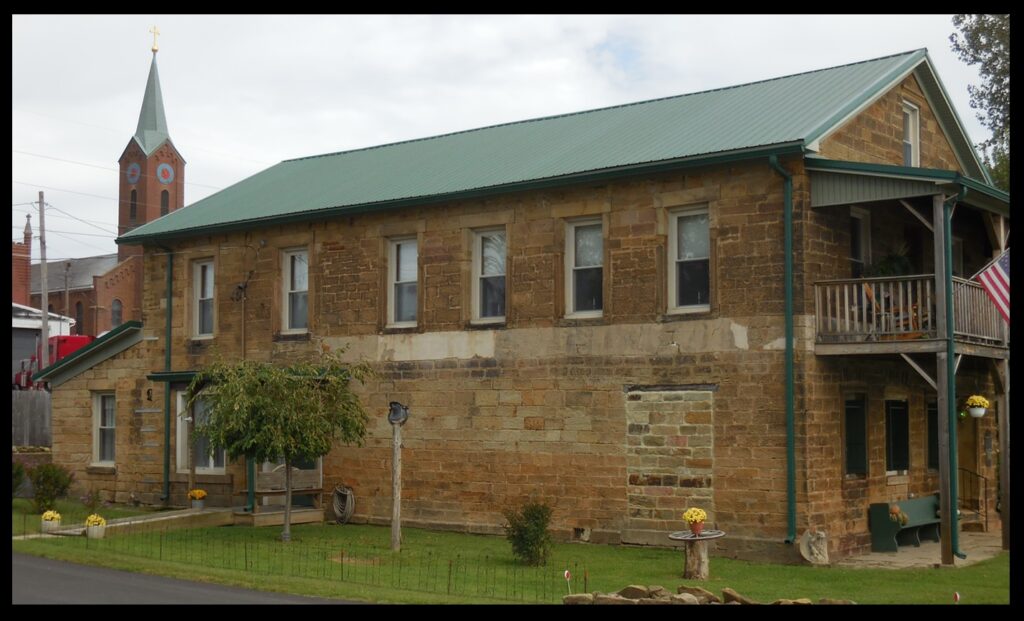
12 553 354 604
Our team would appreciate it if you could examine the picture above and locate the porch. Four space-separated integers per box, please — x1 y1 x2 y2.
814 274 1008 358
836 530 1002 569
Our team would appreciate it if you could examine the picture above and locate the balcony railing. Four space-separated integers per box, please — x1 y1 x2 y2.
814 275 1006 347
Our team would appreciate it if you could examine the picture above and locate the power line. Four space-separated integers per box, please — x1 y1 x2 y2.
13 149 225 190
12 206 116 230
12 226 113 238
12 180 117 201
47 230 115 254
45 203 117 235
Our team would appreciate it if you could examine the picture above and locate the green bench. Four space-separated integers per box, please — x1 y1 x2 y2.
869 494 941 552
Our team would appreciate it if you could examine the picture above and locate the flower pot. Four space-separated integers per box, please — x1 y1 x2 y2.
689 521 705 536
41 519 61 533
969 407 986 418
191 499 205 511
86 525 106 539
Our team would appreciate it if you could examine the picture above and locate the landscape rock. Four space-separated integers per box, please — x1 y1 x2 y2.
617 584 650 599
563 594 594 605
722 587 759 605
594 594 637 605
818 598 857 605
677 585 721 603
637 597 672 605
668 593 701 605
648 585 670 599
771 598 813 605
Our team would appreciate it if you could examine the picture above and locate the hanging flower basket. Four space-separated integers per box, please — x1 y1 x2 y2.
966 395 989 419
969 407 986 418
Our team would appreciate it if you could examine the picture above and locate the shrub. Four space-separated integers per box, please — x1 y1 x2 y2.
81 489 103 514
12 461 26 500
28 463 74 513
503 501 553 566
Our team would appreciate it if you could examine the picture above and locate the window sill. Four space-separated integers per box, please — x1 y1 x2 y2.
886 473 909 485
660 309 713 322
273 331 311 342
558 315 604 328
86 464 117 475
383 324 418 334
468 318 506 330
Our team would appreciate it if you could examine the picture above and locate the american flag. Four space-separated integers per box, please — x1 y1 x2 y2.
976 249 1010 324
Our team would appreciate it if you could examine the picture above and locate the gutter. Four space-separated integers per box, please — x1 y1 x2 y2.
943 189 967 560
159 245 173 502
768 155 797 545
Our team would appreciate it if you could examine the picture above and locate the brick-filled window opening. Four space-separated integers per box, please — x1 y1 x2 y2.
177 394 225 474
844 394 868 476
473 229 506 321
902 101 920 167
885 400 910 473
926 401 939 470
94 393 116 464
669 207 710 312
160 190 169 216
389 238 418 327
283 249 309 331
111 298 123 328
849 206 870 278
194 260 215 337
129 189 137 223
566 220 603 317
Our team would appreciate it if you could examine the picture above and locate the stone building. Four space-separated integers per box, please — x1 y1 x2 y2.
39 49 1009 562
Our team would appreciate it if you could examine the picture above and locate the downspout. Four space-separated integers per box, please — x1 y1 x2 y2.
768 155 797 544
159 245 174 502
944 189 967 559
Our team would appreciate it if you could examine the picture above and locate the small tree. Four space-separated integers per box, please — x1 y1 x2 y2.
189 348 371 542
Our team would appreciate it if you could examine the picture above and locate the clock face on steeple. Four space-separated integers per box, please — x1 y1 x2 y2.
156 163 175 185
126 163 141 184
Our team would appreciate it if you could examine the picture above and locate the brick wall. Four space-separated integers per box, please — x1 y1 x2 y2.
12 241 31 305
94 256 143 334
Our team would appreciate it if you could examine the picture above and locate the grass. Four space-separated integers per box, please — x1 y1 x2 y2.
12 497 159 536
12 519 1010 604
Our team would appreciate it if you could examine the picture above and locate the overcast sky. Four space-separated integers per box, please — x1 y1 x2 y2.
12 14 994 263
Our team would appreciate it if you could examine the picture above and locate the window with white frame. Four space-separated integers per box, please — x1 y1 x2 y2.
388 238 418 327
849 207 871 278
177 393 225 474
565 219 603 317
194 260 215 337
283 248 309 331
669 208 711 312
472 229 506 322
902 102 920 167
93 393 115 465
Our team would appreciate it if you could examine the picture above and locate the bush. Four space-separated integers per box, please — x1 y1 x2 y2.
28 463 74 513
503 501 553 566
12 461 26 500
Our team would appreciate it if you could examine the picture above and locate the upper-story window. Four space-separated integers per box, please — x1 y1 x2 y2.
111 299 123 328
565 219 603 318
902 101 920 167
849 206 871 278
472 229 506 323
388 238 418 328
668 207 711 313
283 248 309 332
194 260 215 337
160 190 170 216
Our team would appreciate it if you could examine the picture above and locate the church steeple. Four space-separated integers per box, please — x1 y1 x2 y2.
133 51 171 156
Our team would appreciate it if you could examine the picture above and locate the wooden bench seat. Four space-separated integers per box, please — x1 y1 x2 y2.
869 494 941 552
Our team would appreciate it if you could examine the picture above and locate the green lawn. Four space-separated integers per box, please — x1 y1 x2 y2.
12 520 1009 604
12 498 158 536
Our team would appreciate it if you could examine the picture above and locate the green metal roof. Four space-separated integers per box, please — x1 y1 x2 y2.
120 49 989 244
33 321 143 387
133 54 171 156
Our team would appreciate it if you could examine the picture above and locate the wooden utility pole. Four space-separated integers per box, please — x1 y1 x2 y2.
38 191 48 373
391 421 403 551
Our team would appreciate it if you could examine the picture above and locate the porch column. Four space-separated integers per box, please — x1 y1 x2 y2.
933 193 957 565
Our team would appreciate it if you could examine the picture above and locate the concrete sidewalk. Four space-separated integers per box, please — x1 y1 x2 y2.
836 531 1005 569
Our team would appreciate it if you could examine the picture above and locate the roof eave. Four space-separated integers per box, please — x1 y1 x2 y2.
33 321 143 387
117 142 806 245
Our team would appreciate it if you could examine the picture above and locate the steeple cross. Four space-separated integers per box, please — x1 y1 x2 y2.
149 26 160 52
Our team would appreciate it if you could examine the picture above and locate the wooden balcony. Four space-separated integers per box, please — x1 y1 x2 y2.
814 275 1008 358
